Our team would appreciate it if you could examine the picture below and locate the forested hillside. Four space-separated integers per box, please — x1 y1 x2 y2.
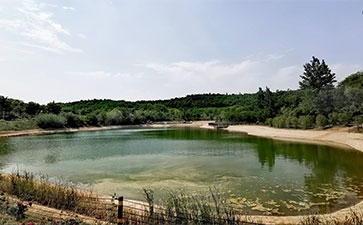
1 57 362 130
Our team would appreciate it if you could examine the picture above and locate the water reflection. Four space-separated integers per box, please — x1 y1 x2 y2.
0 128 363 215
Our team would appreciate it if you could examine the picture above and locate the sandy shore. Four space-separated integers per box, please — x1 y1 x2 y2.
224 125 363 152
0 125 142 139
1 121 363 224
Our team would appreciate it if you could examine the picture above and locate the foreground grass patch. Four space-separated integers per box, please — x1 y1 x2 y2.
0 172 116 223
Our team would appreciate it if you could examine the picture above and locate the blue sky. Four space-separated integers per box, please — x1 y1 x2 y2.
0 0 362 103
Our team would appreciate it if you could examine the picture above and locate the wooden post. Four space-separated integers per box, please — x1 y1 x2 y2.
117 196 124 225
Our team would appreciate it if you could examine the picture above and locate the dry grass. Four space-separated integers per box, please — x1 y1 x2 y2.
300 209 363 225
0 171 116 223
122 188 251 225
3 171 362 225
0 172 254 224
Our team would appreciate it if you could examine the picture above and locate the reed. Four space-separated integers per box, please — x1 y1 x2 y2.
0 171 115 223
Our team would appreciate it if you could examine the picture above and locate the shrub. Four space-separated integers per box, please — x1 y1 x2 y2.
84 114 99 126
337 113 352 126
328 112 339 125
316 114 328 128
272 116 287 128
35 114 66 129
265 118 273 126
97 111 107 125
286 116 299 128
105 109 125 125
63 113 83 128
354 115 363 132
299 116 314 129
0 119 37 131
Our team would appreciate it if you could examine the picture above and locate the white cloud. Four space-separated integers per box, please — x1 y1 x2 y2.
66 71 143 80
331 64 362 82
145 60 261 84
144 56 301 92
62 6 75 11
77 33 87 39
0 0 81 54
0 41 35 62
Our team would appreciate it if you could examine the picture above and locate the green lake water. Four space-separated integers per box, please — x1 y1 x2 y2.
1 127 363 216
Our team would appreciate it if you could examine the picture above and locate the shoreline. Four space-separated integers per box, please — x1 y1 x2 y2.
147 121 363 152
0 125 143 139
1 121 363 224
224 125 363 152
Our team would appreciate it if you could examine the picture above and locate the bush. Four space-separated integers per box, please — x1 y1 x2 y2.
35 114 66 129
97 111 107 125
286 116 299 128
265 118 273 126
63 113 83 128
299 116 314 129
354 115 363 132
316 114 328 128
84 114 99 126
337 113 352 126
0 119 37 131
272 116 287 128
105 109 125 125
328 112 339 125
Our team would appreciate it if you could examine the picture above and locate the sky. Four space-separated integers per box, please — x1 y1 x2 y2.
0 0 362 104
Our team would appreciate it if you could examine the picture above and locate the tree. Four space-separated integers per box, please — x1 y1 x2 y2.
316 114 328 128
35 114 66 129
46 101 62 114
257 87 265 109
0 96 11 120
25 102 41 116
299 116 314 129
338 71 363 89
299 56 336 90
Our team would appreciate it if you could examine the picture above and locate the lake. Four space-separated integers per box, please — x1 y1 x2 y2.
1 127 363 216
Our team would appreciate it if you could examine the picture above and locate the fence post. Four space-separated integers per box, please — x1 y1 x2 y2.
117 196 124 225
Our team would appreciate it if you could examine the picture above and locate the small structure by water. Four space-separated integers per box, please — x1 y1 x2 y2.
208 122 229 129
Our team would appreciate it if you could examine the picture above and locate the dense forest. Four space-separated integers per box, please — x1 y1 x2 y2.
1 56 362 131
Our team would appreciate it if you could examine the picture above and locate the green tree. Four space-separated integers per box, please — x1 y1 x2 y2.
35 114 66 129
316 114 328 128
354 115 363 132
63 113 83 128
0 96 11 120
299 56 336 90
338 71 363 89
299 116 314 129
46 101 62 114
25 102 41 116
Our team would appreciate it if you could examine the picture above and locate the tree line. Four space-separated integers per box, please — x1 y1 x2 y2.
0 56 362 130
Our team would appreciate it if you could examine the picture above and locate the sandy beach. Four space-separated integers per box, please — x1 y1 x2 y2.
225 125 363 152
